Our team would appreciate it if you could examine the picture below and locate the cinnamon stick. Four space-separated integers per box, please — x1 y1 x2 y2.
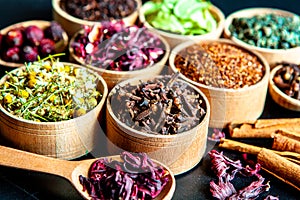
228 118 300 138
219 138 300 161
257 148 300 191
274 129 300 141
272 134 300 154
254 118 300 128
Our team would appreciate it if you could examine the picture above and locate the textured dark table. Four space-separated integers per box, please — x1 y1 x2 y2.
0 0 300 199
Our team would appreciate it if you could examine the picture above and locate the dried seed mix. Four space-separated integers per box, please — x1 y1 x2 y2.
174 42 265 89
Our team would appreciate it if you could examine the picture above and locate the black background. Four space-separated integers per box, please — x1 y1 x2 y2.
0 0 299 199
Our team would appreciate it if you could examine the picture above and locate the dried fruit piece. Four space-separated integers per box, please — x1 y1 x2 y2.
25 25 44 46
22 45 38 62
39 38 55 56
44 21 64 42
5 28 24 47
4 46 20 62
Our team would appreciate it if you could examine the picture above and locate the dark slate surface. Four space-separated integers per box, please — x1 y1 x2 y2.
0 0 300 199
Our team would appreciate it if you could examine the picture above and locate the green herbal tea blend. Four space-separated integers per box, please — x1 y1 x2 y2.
0 56 102 122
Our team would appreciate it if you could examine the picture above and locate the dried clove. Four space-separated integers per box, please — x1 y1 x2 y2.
273 62 300 100
110 74 207 135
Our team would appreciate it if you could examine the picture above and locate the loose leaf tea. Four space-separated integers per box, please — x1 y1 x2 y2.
272 62 300 100
0 55 102 122
79 151 170 200
61 0 137 21
110 74 206 135
229 13 300 49
174 42 265 89
71 22 165 71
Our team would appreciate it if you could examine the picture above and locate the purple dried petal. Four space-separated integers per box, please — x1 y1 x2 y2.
210 178 236 200
264 195 280 200
228 176 270 199
72 22 165 71
79 151 169 199
209 150 275 200
208 128 226 141
209 150 243 180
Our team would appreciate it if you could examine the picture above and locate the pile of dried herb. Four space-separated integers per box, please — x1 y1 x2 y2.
229 13 300 49
110 74 207 135
143 0 218 35
71 22 165 71
0 55 102 122
79 151 170 200
272 62 300 100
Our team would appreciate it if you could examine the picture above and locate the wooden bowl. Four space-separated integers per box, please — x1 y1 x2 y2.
269 65 300 111
169 39 270 128
139 4 225 49
0 62 108 160
0 20 69 68
69 29 170 91
223 7 300 67
52 0 142 36
105 75 210 175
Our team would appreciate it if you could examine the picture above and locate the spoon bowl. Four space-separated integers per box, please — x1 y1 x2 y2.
0 145 175 199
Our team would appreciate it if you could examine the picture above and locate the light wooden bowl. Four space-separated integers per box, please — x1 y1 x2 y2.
69 29 170 91
139 4 225 49
52 0 142 36
223 7 300 67
106 76 210 175
269 65 300 111
169 39 270 128
0 20 69 68
0 62 108 160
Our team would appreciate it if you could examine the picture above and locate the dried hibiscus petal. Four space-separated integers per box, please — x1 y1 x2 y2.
71 22 165 72
79 151 169 200
209 150 275 200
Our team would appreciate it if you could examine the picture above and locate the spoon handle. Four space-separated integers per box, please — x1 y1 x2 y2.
0 145 76 179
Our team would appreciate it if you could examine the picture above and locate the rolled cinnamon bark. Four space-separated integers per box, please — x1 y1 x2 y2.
272 134 300 154
257 148 300 191
228 118 300 138
275 129 300 141
219 138 300 161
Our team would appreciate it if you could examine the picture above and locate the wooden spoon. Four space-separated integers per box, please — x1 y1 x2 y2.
0 145 176 200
